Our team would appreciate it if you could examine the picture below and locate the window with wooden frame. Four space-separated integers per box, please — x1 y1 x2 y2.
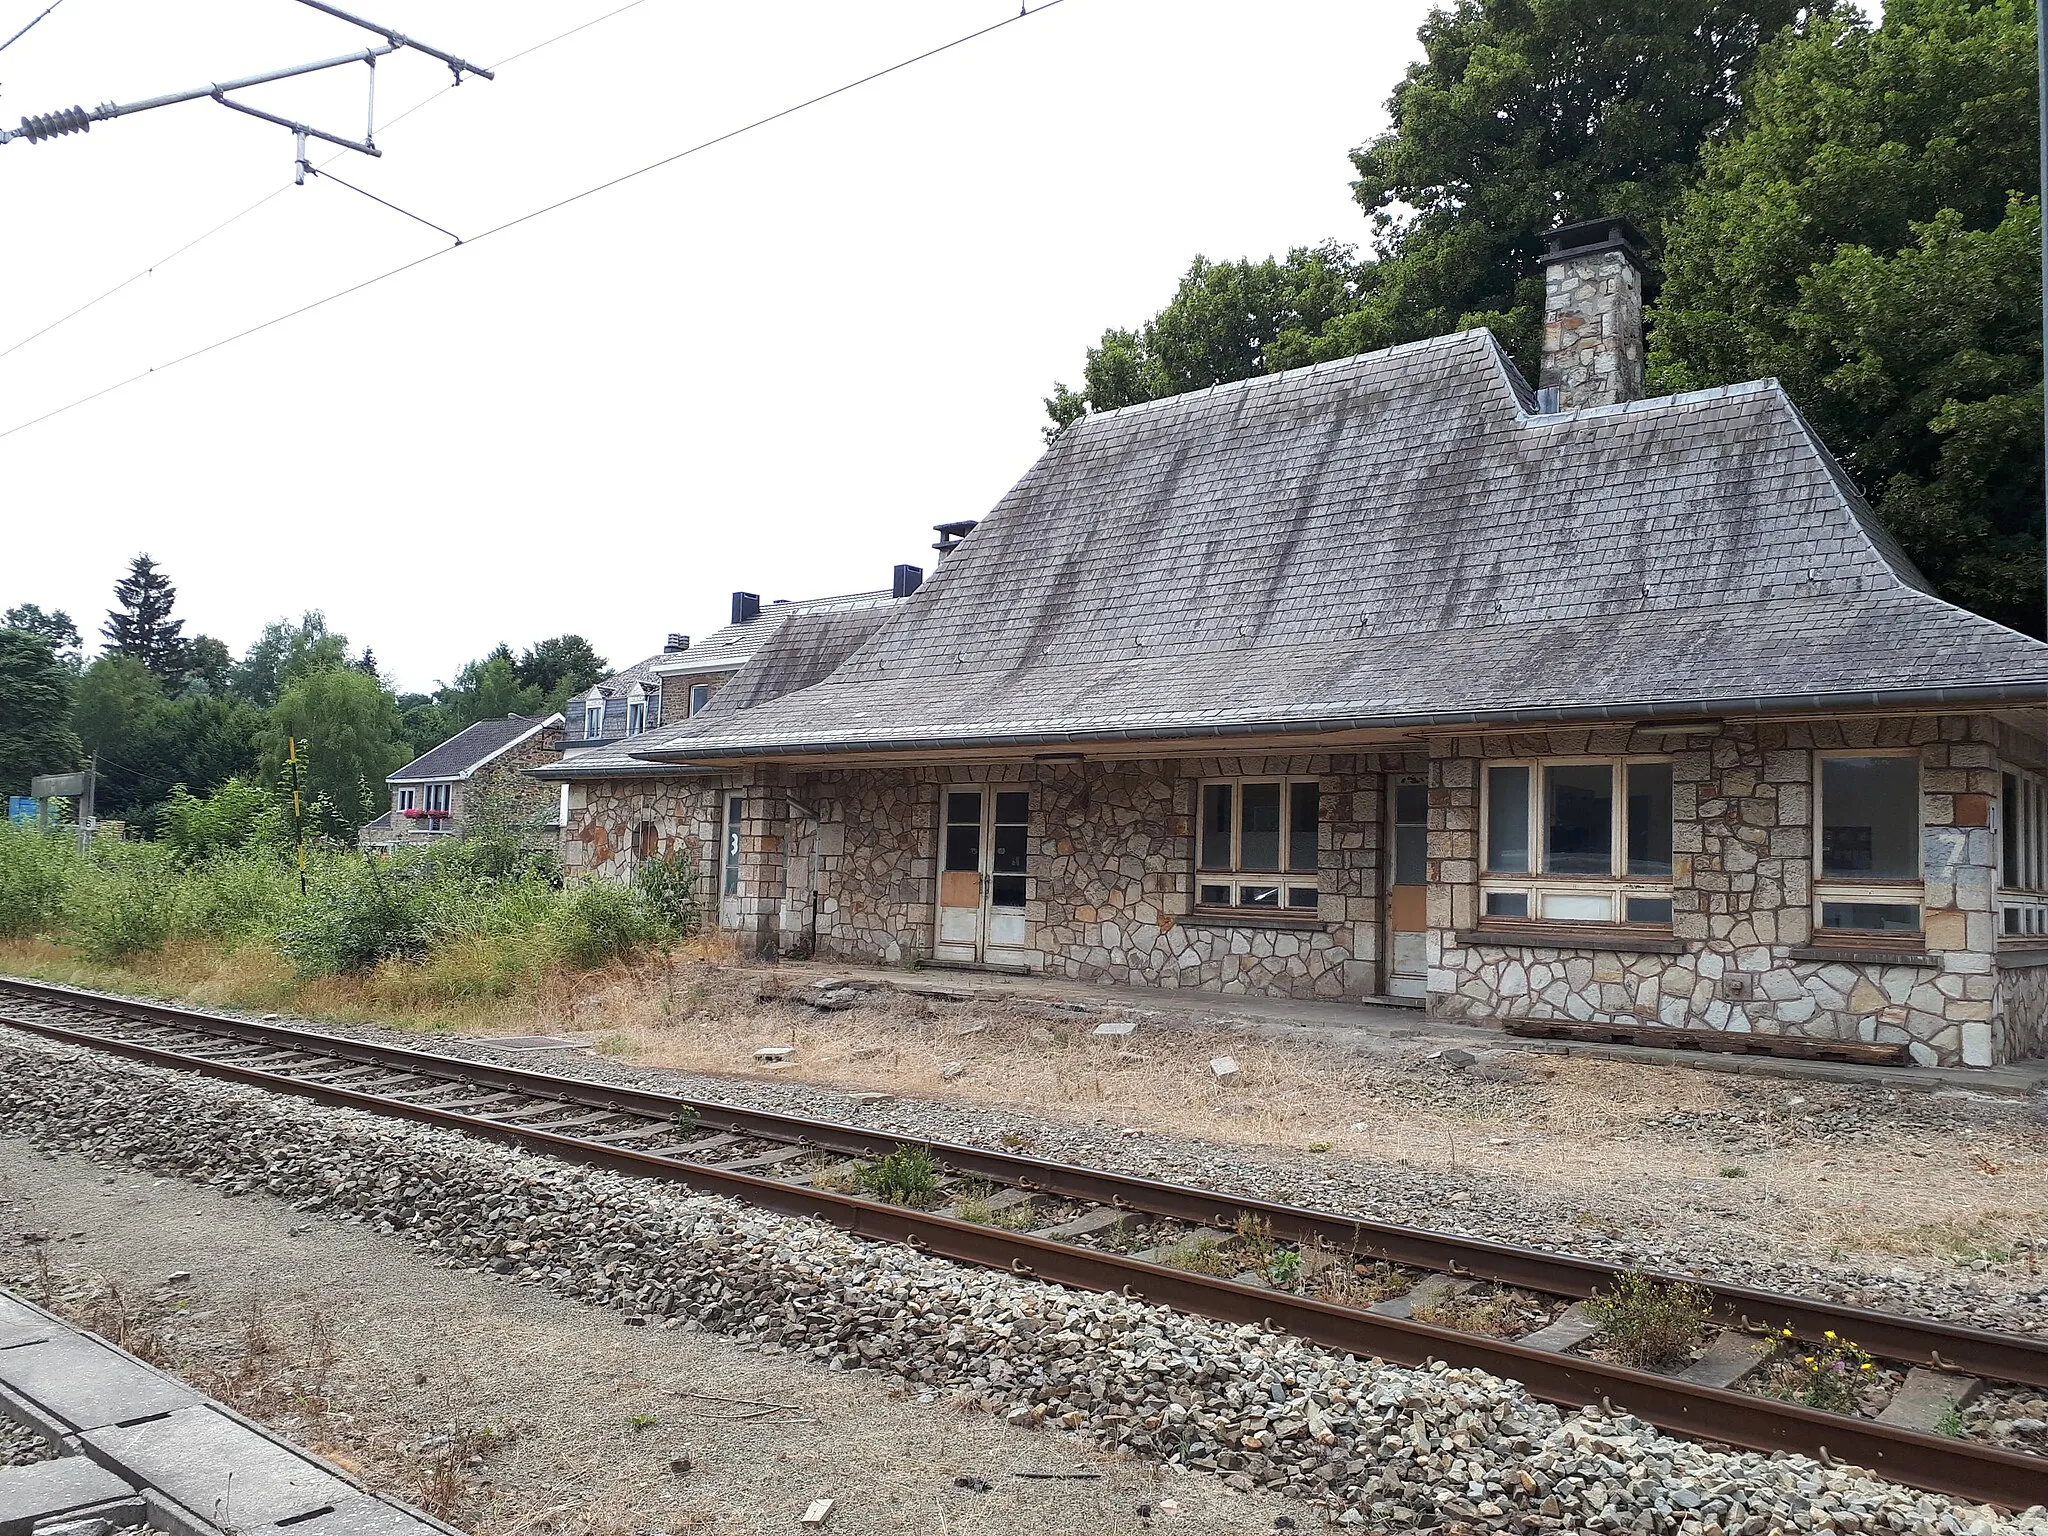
1814 753 1921 936
1196 778 1319 912
1480 757 1673 926
583 699 604 741
397 788 415 812
424 782 452 815
2001 767 2048 935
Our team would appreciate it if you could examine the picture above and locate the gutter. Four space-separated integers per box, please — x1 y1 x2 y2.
628 681 2048 763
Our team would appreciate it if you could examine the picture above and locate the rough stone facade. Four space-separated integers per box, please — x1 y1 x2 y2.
555 715 2047 1065
1427 715 2038 1067
1539 245 1644 411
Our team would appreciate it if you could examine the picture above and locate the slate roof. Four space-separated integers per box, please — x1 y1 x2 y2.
653 590 899 677
534 597 904 780
390 714 560 784
635 328 2048 761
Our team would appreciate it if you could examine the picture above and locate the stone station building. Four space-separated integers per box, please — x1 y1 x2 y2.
535 220 2048 1067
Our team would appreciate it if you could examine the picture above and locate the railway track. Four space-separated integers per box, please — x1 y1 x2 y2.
1 974 2042 1510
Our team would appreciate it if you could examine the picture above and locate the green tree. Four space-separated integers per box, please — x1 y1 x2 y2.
71 655 264 823
0 628 82 795
101 554 187 684
179 635 236 696
232 611 351 707
262 668 408 834
1650 0 2043 632
515 634 607 702
3 604 81 667
72 655 164 807
1044 0 1808 434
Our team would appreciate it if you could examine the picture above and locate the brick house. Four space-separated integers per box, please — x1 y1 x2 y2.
538 220 2048 1067
360 713 562 851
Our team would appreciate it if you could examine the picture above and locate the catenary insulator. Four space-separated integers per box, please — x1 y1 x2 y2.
19 105 91 142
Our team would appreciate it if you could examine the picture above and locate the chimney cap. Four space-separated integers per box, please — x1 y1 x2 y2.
892 563 924 599
664 632 689 653
730 591 761 625
932 519 978 556
1538 216 1649 273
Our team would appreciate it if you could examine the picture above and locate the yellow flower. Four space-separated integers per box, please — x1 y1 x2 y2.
1824 1331 1837 1340
1860 1362 1874 1370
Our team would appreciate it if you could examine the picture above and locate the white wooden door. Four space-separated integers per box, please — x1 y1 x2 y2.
1386 778 1428 998
935 789 1032 967
717 792 743 930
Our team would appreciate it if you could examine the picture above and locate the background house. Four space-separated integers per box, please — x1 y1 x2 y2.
360 713 562 851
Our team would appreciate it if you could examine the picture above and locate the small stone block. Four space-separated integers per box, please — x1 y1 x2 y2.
1876 1368 1981 1432
848 1092 892 1106
1031 1206 1130 1240
0 1459 136 1536
242 1494 451 1536
1671 1330 1769 1389
752 1045 794 1061
84 1405 359 1529
0 1333 197 1431
1209 1056 1239 1079
1092 1021 1136 1037
800 1497 834 1527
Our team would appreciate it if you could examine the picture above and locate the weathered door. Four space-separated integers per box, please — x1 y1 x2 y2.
1386 778 1428 999
935 788 1031 967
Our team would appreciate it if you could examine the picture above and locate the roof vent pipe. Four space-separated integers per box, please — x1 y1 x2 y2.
664 633 689 653
731 591 761 624
892 564 924 598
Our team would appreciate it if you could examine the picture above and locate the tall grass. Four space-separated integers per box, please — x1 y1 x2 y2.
0 819 692 1002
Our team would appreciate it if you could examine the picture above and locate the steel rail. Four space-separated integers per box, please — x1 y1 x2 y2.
0 976 2041 1390
0 977 2035 1386
1 1001 2043 1509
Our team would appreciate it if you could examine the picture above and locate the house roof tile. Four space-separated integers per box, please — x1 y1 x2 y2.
390 714 559 783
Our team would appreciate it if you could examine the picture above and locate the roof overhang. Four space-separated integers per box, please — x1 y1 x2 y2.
630 683 2048 768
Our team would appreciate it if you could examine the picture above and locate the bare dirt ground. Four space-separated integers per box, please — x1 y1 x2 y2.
0 1138 1322 1536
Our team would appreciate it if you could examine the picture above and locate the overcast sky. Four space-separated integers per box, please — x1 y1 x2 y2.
0 0 1436 694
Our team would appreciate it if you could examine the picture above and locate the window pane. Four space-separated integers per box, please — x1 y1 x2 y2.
1199 784 1232 870
1286 886 1319 909
944 824 981 873
1624 896 1673 924
1625 762 1673 878
992 824 1027 874
1484 890 1528 918
994 791 1029 826
723 796 741 897
946 791 982 826
1240 884 1281 908
1820 900 1920 932
1821 757 1918 879
1486 766 1529 873
1542 890 1612 921
1394 781 1427 885
1240 783 1282 871
1199 883 1232 906
1545 764 1613 875
991 875 1026 909
2004 773 2021 888
1288 782 1320 871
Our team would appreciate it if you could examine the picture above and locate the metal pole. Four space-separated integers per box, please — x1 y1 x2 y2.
286 738 308 897
0 46 394 143
77 750 94 854
288 0 493 82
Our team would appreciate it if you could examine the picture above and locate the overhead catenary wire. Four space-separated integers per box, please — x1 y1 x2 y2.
0 0 652 367
0 0 65 58
306 163 461 245
0 0 1065 445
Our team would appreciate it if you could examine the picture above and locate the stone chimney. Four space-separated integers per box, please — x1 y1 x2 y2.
1537 217 1648 412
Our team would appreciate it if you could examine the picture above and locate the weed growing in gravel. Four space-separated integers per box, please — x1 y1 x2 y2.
1585 1269 1713 1369
1266 1248 1303 1289
1719 1165 1747 1178
672 1105 700 1136
1762 1326 1876 1415
1412 1287 1552 1338
1935 1402 1967 1437
1167 1236 1238 1276
857 1144 941 1208
628 1412 659 1431
1232 1213 1276 1266
1310 1258 1410 1309
1305 1141 1332 1153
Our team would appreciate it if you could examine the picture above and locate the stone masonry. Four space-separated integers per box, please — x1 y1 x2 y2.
1538 223 1645 412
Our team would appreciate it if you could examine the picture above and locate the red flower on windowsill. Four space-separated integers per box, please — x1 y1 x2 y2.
401 807 450 820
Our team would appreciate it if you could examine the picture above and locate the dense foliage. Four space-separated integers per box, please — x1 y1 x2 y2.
1 556 610 830
1045 0 2043 635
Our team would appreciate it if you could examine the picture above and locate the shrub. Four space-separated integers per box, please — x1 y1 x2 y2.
276 856 432 975
857 1145 940 1208
633 851 698 938
158 779 288 861
67 843 180 961
1585 1269 1714 1369
549 877 663 969
0 823 77 939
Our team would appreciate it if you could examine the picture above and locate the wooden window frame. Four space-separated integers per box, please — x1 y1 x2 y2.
1479 755 1674 929
1193 776 1320 914
626 697 647 735
2001 766 2048 936
396 788 415 812
1812 750 1922 943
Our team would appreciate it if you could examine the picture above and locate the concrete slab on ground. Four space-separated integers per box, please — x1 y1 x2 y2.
0 1457 137 1536
243 1495 455 1536
0 1331 196 1430
83 1405 360 1529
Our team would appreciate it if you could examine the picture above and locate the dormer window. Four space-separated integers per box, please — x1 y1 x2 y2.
626 683 647 736
689 682 712 716
583 698 604 741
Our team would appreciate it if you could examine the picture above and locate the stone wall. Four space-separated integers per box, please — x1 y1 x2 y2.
1428 716 2011 1066
1539 245 1644 411
561 775 722 905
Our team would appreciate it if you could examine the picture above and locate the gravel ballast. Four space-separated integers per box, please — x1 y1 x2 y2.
0 1033 2040 1536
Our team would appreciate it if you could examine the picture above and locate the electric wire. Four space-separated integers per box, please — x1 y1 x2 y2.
306 164 461 245
0 0 65 57
0 0 1064 445
0 0 650 366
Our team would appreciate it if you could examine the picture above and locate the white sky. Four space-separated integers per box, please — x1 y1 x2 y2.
0 0 1435 694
